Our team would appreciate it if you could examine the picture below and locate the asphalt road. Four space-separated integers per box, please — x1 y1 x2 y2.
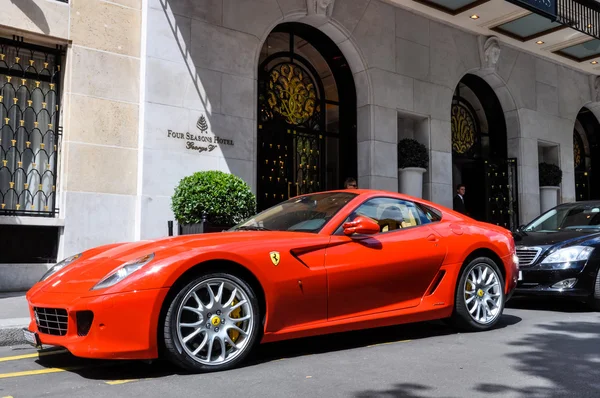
1 297 600 398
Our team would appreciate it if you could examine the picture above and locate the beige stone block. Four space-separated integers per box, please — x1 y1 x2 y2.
277 0 307 14
332 0 370 35
353 0 396 72
223 0 282 39
107 0 142 9
67 94 139 148
0 0 69 39
149 0 222 25
66 143 138 195
70 46 140 103
63 191 136 255
70 0 141 57
190 20 259 79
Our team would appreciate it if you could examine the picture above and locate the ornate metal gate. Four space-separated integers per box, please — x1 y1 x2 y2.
257 60 326 210
574 130 591 201
484 158 519 230
0 37 63 217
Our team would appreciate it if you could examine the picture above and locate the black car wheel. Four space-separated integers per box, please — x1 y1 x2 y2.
163 272 261 372
450 257 506 331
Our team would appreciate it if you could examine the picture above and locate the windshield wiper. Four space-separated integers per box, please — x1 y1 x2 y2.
236 225 271 231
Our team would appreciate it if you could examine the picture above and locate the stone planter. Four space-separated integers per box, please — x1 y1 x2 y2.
398 167 426 198
178 221 232 235
540 186 560 214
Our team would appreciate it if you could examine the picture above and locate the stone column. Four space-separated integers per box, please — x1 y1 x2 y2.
357 104 398 191
61 0 142 255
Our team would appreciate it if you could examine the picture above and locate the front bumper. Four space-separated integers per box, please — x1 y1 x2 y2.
25 287 169 360
514 267 596 298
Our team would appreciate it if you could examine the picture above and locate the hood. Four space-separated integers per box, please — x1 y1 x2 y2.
512 229 600 248
41 230 316 294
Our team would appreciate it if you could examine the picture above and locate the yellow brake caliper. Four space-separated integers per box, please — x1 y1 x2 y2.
466 280 473 298
228 298 242 343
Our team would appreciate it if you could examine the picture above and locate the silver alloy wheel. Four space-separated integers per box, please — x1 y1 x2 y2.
175 277 254 366
463 263 503 325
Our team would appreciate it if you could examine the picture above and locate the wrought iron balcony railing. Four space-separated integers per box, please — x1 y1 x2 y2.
508 0 600 40
556 0 600 39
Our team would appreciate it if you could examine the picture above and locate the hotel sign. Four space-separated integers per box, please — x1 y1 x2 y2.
506 0 557 20
167 115 234 154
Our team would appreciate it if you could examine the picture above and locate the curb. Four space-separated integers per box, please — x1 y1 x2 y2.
0 318 30 347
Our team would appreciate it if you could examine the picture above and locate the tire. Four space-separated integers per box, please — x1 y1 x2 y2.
163 272 261 372
450 257 505 332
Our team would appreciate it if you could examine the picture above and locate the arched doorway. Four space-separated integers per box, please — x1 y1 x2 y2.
256 22 357 212
451 74 519 229
574 107 600 201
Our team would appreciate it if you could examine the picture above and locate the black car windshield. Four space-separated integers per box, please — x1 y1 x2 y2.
231 192 358 233
523 203 600 232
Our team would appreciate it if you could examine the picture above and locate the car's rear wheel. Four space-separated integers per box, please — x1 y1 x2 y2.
163 272 261 372
450 257 505 331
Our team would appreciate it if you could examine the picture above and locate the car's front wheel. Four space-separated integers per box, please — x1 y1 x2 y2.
450 257 505 331
163 272 261 372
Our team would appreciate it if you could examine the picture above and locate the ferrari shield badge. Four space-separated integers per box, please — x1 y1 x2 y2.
270 251 280 266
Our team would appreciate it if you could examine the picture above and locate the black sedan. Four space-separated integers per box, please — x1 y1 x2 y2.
513 201 600 309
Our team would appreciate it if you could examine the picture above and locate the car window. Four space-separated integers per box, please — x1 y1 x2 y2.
232 191 358 233
335 197 436 235
523 203 600 232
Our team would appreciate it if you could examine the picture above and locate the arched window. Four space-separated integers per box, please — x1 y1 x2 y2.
257 23 356 211
450 74 518 230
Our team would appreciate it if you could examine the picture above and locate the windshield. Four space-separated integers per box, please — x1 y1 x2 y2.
523 203 600 232
231 192 358 233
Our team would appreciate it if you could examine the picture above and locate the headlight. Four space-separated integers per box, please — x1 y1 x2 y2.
541 246 594 264
91 253 155 291
40 253 82 282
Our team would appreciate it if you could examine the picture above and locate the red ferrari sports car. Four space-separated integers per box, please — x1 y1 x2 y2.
25 189 518 372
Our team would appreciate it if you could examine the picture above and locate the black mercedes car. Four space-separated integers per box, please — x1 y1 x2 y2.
513 201 600 309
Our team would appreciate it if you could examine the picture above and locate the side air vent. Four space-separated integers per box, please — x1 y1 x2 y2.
426 270 446 296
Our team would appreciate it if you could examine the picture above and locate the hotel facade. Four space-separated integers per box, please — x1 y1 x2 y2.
2 0 600 290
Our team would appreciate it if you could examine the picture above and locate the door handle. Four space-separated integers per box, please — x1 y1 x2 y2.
427 234 439 242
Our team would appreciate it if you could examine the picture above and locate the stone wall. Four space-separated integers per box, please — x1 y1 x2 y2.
0 0 143 259
140 0 596 237
1 0 597 254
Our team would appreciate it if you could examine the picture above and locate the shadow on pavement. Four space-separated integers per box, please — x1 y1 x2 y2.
246 314 521 367
352 303 600 398
354 383 452 398
33 313 521 381
506 296 593 313
474 319 600 397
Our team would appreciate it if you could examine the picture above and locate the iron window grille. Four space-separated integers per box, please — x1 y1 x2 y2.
556 0 600 39
0 37 64 217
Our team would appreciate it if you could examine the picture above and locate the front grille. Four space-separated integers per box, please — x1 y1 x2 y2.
516 247 542 267
34 307 68 336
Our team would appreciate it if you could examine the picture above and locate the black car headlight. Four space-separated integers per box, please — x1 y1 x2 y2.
40 253 82 282
541 246 594 266
91 253 155 291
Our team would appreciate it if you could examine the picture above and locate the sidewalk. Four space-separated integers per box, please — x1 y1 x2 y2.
0 292 30 346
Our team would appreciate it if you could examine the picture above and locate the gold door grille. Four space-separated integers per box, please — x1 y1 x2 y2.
0 38 63 217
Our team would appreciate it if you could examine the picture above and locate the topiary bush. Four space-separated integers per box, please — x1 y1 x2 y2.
171 170 256 227
539 162 562 187
398 138 429 169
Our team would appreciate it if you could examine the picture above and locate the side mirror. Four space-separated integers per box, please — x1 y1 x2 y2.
343 216 380 236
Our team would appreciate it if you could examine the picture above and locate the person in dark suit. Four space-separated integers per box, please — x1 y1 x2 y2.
453 184 467 214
